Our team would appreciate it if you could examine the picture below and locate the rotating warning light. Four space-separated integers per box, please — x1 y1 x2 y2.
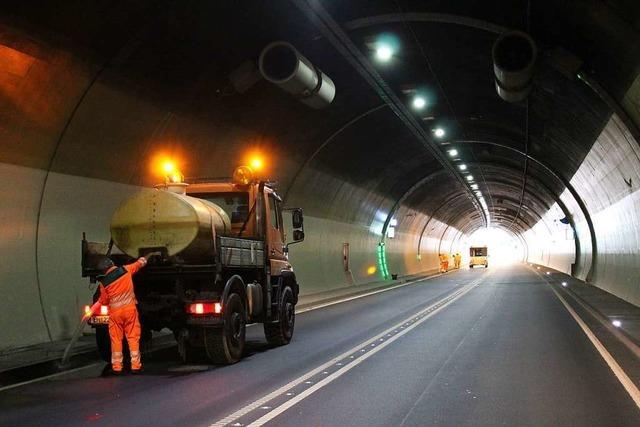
250 156 264 171
233 166 255 185
162 161 175 174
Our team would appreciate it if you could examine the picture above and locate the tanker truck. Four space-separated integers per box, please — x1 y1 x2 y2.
81 165 304 364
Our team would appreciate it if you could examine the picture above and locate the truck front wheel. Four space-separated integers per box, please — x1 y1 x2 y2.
264 286 295 346
205 293 246 364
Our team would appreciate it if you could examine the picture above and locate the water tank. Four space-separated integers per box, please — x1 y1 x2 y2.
110 189 231 261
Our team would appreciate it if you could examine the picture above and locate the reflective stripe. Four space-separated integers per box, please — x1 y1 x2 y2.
130 351 141 363
109 291 136 309
112 351 124 364
138 257 147 266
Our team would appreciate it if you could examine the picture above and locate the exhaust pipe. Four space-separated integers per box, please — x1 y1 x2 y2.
492 31 537 103
259 41 336 109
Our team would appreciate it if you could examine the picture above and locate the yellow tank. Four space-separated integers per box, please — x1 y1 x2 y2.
110 188 231 261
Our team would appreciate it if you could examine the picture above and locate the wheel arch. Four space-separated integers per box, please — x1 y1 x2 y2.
222 274 248 310
280 270 299 304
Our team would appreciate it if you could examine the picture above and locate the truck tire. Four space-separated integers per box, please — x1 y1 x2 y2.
95 326 111 362
264 286 295 346
205 293 246 364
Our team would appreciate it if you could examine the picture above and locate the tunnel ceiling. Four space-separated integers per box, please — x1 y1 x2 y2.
1 1 639 235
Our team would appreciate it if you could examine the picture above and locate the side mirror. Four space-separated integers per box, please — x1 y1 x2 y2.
292 208 304 229
293 230 305 242
284 207 305 247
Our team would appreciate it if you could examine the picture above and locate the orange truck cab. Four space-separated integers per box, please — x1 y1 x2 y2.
82 167 304 364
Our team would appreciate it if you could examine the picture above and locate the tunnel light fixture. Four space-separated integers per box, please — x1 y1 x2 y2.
433 128 445 138
412 96 426 110
470 183 479 190
612 320 622 328
546 271 551 275
375 45 393 62
448 148 458 157
466 175 474 181
561 281 567 287
458 164 467 171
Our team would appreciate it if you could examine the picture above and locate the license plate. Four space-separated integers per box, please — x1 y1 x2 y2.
90 315 109 325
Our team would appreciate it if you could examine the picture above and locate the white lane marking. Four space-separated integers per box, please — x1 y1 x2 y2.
0 362 103 392
549 285 640 409
296 271 454 314
211 283 479 427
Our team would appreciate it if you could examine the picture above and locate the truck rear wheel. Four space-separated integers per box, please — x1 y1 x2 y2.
264 286 295 346
205 293 246 364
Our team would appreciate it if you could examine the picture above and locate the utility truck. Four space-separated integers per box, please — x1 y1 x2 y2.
469 246 488 268
82 165 304 364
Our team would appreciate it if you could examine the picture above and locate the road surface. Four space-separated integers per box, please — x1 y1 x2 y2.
1 265 638 426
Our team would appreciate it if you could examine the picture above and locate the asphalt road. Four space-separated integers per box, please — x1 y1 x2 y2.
1 265 639 426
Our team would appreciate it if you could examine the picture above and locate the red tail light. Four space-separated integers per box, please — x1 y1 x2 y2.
187 302 222 315
100 305 109 316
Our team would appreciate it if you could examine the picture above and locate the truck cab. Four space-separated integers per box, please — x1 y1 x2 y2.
82 166 305 364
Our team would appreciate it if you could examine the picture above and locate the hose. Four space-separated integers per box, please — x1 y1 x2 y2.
59 314 90 368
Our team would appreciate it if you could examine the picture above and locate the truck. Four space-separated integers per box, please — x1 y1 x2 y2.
469 246 488 268
81 165 304 364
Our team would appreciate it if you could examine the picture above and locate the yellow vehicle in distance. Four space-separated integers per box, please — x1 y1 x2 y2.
469 246 488 268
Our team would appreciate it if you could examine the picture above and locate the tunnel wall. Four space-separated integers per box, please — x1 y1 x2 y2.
0 163 139 349
525 114 640 306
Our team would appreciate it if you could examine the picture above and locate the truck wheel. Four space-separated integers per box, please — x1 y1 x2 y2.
264 286 295 346
95 326 111 362
205 293 246 364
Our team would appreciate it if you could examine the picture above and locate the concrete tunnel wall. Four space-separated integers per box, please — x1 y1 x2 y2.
0 38 467 350
523 113 640 306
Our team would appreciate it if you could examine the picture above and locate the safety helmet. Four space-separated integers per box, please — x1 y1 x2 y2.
95 255 115 273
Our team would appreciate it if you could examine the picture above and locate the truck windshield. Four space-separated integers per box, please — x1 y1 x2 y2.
471 247 488 256
189 192 250 223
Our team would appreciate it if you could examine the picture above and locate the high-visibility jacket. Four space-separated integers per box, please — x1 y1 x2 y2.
95 258 147 371
96 258 146 311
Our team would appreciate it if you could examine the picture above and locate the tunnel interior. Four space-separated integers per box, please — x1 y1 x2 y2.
1 0 640 351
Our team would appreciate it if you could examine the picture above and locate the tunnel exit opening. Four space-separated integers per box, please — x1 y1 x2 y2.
467 227 526 267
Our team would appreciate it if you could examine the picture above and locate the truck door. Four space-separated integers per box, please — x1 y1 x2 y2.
266 190 286 263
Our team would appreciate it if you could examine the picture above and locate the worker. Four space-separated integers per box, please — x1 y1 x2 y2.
88 254 152 374
439 253 448 273
454 252 462 269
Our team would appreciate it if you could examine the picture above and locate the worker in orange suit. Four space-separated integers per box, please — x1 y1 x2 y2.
439 253 448 273
88 254 151 374
454 252 462 269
